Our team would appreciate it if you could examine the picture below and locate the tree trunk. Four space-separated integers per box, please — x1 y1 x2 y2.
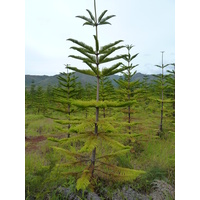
92 0 98 174
128 105 131 134
95 77 99 135
128 65 131 134
68 104 71 138
91 147 96 175
159 67 164 133
160 101 163 132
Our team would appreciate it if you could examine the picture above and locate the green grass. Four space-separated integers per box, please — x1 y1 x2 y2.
132 137 174 169
25 99 175 199
25 114 61 137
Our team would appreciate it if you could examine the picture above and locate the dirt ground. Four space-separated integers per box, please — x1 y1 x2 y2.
25 136 47 152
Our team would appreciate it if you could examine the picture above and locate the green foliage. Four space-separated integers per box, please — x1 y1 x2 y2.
25 0 175 198
114 45 140 134
25 150 72 199
25 115 57 136
132 167 168 193
26 100 175 198
26 82 48 114
64 4 146 188
70 99 135 108
95 162 145 182
49 69 82 137
115 152 133 168
76 167 92 191
76 7 116 27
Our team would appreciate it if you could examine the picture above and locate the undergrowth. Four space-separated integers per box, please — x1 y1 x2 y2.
25 102 175 199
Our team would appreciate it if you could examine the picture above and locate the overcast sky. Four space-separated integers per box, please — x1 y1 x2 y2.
25 0 175 75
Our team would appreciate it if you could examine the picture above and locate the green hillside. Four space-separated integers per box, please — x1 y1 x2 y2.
25 72 155 89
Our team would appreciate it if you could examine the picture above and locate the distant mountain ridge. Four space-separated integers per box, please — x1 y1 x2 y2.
25 72 155 89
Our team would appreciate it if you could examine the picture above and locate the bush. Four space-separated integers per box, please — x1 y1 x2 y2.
131 167 168 193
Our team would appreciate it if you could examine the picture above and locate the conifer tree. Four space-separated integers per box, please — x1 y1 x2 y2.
35 86 46 114
66 0 129 172
51 66 80 138
139 75 151 110
82 82 96 118
29 80 36 112
153 52 171 133
75 82 84 100
114 45 139 134
45 84 55 107
98 77 115 118
26 81 47 114
25 88 31 112
165 63 175 118
84 83 96 101
49 0 145 191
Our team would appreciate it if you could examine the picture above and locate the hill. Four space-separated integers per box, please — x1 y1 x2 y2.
25 72 155 89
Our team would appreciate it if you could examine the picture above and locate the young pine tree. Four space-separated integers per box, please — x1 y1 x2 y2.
49 0 145 191
29 80 36 112
35 85 46 114
139 75 151 110
98 77 115 118
114 45 139 134
153 52 171 134
165 63 175 118
51 66 80 138
67 0 129 171
82 83 96 118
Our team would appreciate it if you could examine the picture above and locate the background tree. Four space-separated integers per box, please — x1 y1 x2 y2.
29 80 36 112
153 52 171 134
35 86 46 114
50 67 80 138
82 82 96 118
114 45 139 134
139 75 151 110
45 84 55 106
25 88 31 112
165 63 175 118
27 80 47 114
98 76 115 118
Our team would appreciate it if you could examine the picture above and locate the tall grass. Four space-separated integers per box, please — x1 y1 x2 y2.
25 114 59 136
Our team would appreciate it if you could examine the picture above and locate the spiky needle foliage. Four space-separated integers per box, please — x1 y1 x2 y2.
153 55 173 133
51 66 80 137
114 45 139 134
165 63 175 118
49 0 145 191
95 77 115 118
67 0 128 169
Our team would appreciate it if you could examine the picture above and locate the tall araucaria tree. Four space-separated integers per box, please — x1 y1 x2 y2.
67 0 129 169
153 52 171 134
50 66 80 138
165 63 175 118
114 45 139 134
48 0 145 191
